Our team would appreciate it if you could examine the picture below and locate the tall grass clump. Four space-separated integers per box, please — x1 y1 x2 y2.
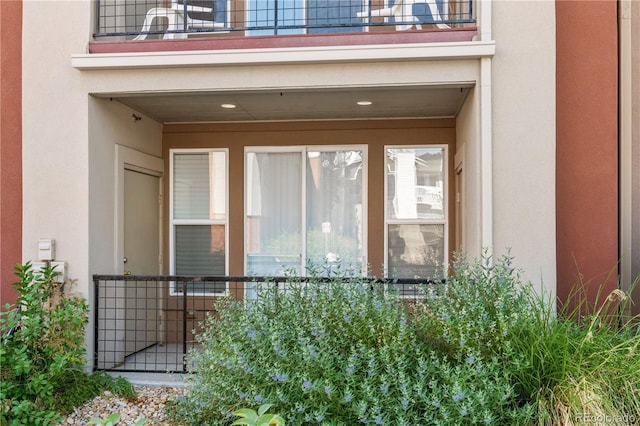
508 278 640 425
168 262 533 425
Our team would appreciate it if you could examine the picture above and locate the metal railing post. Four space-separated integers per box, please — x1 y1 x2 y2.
182 280 188 372
274 0 280 35
93 276 100 371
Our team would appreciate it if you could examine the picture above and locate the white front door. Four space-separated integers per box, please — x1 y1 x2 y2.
123 167 161 355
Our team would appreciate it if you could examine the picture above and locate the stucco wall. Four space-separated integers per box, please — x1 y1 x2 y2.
0 0 22 306
455 88 481 259
88 97 162 277
556 0 619 307
492 1 557 297
22 1 93 293
22 1 163 363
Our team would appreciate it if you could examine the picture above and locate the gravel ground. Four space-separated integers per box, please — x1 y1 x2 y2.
57 386 188 425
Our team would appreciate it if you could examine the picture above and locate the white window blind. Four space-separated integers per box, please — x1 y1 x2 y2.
171 150 228 295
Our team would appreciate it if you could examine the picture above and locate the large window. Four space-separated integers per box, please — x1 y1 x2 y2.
245 146 366 278
170 150 228 294
385 147 447 279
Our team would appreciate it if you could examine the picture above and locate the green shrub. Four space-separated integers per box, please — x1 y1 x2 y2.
53 370 136 414
168 252 639 425
168 262 532 425
1 262 89 425
414 251 640 425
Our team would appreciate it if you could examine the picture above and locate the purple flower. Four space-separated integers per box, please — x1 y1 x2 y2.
374 415 383 425
255 394 264 403
303 380 313 390
432 400 441 408
452 392 465 402
401 399 409 409
379 384 389 393
344 393 353 403
324 385 332 395
346 364 355 374
308 346 318 358
315 414 324 422
466 355 475 364
247 329 257 340
272 372 288 382
343 314 351 323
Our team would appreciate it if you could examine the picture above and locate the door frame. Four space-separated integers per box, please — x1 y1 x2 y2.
115 145 164 274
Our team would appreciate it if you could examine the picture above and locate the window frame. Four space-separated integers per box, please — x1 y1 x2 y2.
169 148 229 296
244 145 368 280
384 145 448 282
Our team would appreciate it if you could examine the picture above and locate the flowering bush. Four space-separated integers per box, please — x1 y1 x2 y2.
168 259 533 425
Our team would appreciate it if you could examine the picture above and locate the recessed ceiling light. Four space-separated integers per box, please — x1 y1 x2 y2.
357 100 372 106
221 103 236 109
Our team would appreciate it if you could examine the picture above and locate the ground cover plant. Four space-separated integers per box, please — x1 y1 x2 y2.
168 253 640 425
0 263 136 426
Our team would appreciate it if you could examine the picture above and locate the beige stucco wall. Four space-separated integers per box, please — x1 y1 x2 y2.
22 2 164 364
491 1 556 296
455 87 481 259
22 1 94 290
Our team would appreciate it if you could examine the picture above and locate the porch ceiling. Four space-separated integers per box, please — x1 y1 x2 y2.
108 85 471 123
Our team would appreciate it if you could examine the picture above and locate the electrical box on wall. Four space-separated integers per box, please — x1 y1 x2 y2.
32 261 67 283
38 239 56 261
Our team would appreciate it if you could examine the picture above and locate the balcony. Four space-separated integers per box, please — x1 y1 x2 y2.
92 0 476 52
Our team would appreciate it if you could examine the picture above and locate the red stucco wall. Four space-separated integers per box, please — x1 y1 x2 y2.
0 0 23 307
556 0 619 311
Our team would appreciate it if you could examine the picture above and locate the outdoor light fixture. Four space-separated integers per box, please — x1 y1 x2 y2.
357 100 373 106
221 103 236 109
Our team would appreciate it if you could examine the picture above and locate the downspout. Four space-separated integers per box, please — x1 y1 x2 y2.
618 0 633 315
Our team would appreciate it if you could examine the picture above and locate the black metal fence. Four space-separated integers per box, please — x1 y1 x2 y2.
94 0 474 39
93 274 442 373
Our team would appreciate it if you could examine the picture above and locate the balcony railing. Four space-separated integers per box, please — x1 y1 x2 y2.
93 274 444 373
94 0 475 40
